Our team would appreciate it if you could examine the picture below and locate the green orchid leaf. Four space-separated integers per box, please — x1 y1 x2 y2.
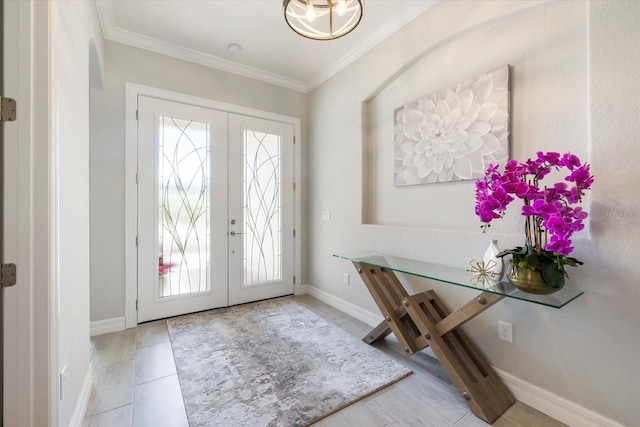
497 246 527 258
561 256 584 266
524 253 542 268
540 262 566 288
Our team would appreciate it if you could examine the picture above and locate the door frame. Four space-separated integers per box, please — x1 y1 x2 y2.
124 83 302 328
4 0 58 425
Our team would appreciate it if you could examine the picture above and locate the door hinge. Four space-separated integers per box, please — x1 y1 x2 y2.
293 182 296 191
0 97 17 122
136 173 138 184
135 300 138 311
135 110 139 120
293 276 296 285
135 236 138 247
0 264 17 288
293 136 296 144
293 229 296 238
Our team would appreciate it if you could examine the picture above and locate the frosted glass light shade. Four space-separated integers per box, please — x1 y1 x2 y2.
283 0 364 40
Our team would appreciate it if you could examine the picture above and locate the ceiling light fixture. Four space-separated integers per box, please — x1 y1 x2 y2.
283 0 364 41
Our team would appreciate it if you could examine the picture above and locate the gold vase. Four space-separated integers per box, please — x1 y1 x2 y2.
507 265 564 295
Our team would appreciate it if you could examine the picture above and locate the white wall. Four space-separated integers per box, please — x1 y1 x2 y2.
53 0 105 425
90 41 308 321
308 1 639 425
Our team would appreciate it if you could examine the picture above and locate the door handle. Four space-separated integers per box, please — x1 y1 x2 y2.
229 231 244 236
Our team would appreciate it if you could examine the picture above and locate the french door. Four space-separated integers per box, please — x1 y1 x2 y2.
228 114 294 306
137 97 294 322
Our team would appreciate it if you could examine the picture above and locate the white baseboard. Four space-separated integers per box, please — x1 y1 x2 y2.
69 364 93 427
90 316 126 336
495 368 624 427
299 284 382 327
301 284 622 427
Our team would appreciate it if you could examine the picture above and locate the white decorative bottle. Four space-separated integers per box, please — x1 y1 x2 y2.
482 239 504 283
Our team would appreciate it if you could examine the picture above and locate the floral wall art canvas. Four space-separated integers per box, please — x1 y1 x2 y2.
394 65 511 186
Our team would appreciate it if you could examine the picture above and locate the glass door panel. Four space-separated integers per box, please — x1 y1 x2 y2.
229 115 294 305
243 129 282 286
158 117 210 297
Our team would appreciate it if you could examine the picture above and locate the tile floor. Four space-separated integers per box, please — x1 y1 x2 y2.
82 295 567 426
84 318 189 426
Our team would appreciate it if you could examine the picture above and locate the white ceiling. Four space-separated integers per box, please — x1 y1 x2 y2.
95 0 437 92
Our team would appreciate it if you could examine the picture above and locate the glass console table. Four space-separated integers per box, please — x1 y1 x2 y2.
334 252 584 424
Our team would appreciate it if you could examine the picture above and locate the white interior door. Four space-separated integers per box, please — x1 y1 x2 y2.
137 97 295 322
137 96 229 322
228 115 294 305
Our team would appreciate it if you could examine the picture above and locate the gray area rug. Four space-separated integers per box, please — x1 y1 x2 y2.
167 297 412 426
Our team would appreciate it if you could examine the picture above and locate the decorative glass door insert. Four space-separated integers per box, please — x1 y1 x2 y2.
243 129 282 286
229 114 294 306
158 116 210 297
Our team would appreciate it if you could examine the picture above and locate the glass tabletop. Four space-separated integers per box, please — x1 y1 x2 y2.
333 252 584 309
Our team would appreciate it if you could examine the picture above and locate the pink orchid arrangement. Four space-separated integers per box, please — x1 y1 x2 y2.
474 151 593 287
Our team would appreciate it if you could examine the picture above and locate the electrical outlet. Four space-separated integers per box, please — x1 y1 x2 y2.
498 320 512 343
60 365 68 400
343 273 350 285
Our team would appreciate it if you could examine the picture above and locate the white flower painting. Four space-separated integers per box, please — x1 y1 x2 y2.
394 65 511 186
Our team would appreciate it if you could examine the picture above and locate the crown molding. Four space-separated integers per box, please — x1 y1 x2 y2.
306 1 436 91
95 0 308 92
95 0 435 94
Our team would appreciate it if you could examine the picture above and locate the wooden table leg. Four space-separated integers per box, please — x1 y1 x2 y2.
354 262 515 424
363 319 392 344
354 262 430 354
403 291 515 423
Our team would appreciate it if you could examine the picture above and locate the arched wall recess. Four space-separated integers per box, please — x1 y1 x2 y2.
89 38 105 90
361 1 589 234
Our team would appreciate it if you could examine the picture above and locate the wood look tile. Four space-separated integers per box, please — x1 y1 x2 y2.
454 411 494 427
365 361 469 426
90 329 136 369
85 361 135 418
134 341 176 385
501 401 567 426
372 336 453 385
135 320 169 348
81 405 132 427
296 295 371 336
132 374 188 427
311 400 387 426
